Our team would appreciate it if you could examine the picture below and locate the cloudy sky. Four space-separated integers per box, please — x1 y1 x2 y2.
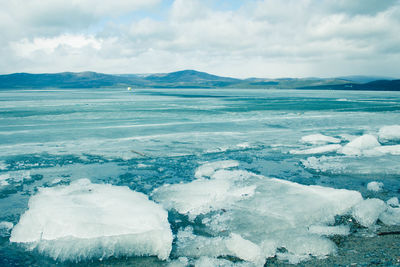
1 0 400 78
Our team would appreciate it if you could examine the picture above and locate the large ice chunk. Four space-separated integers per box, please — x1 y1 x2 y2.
341 134 381 156
379 125 400 142
367 181 384 192
10 179 172 261
352 198 387 227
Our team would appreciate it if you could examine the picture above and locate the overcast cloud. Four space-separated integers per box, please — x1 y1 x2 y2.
1 0 399 78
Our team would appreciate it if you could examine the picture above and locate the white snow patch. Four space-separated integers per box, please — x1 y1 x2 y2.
290 144 341 155
300 134 341 145
10 179 172 261
352 198 387 227
379 125 400 142
367 181 384 192
341 134 381 156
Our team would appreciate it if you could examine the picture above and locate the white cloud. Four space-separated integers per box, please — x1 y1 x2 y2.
1 0 400 77
12 35 102 58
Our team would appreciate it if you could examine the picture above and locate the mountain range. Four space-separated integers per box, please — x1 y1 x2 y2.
0 70 399 91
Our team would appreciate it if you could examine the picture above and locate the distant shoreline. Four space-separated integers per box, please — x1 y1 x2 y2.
1 70 399 91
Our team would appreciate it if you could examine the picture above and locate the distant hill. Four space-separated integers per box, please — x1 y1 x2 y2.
144 70 240 88
297 79 400 91
336 75 395 83
0 72 149 89
0 70 399 91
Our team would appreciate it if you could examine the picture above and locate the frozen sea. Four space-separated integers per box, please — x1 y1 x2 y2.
0 88 400 266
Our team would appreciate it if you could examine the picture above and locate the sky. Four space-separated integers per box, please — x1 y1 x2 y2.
1 0 400 78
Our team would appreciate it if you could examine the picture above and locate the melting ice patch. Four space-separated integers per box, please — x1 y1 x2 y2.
151 161 400 264
10 179 172 261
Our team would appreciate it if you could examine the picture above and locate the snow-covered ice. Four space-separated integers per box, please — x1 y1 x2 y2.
10 179 172 261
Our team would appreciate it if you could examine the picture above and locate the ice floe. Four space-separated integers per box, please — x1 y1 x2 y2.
10 179 172 261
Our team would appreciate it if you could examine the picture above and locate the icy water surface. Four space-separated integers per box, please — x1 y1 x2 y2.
0 88 400 266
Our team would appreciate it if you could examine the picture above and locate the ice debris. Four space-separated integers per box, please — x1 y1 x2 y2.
10 179 172 261
367 181 384 192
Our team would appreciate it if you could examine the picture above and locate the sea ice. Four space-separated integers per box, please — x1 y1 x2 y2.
367 181 384 192
300 134 341 145
10 179 172 261
340 134 381 156
379 125 400 142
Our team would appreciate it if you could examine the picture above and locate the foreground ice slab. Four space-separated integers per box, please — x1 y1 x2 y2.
152 161 369 264
153 161 400 265
10 179 172 261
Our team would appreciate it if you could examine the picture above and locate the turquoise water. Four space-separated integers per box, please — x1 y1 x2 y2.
1 88 400 266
